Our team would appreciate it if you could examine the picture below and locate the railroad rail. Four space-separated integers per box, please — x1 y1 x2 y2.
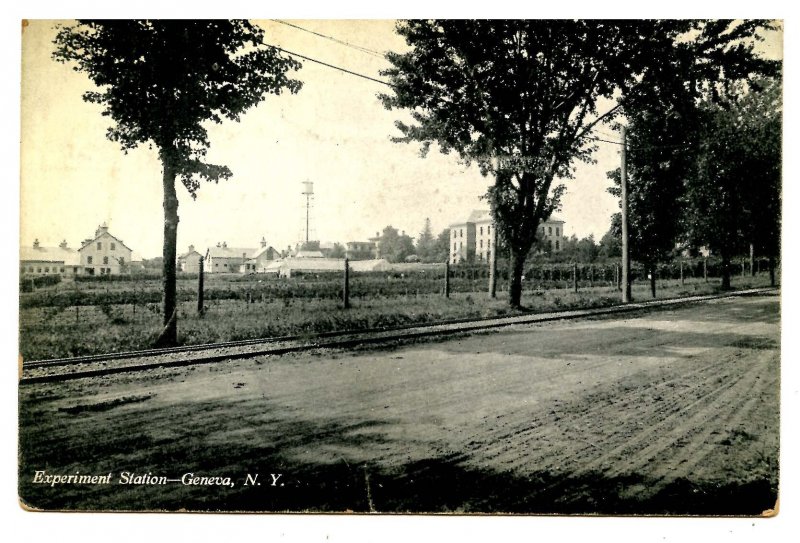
19 288 777 384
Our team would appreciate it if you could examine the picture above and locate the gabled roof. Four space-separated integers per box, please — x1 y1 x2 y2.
250 245 276 260
206 246 257 259
78 231 133 253
178 249 203 260
20 246 81 266
543 216 565 224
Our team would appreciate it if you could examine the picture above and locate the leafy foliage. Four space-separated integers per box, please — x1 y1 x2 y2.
53 20 302 195
380 19 775 306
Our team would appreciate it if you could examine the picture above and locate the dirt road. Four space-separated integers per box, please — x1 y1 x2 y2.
18 294 780 514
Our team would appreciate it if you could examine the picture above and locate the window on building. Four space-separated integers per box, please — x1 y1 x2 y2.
459 242 463 250
556 240 560 250
479 253 483 261
479 240 483 248
28 266 33 272
488 225 491 234
103 256 109 265
60 268 65 273
556 228 560 237
111 242 116 250
87 256 93 264
480 226 483 235
119 257 124 264
549 240 554 250
37 268 42 273
487 239 491 249
97 242 102 250
548 227 552 235
453 242 457 251
460 229 463 238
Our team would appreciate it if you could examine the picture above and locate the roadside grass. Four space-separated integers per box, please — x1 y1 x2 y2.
19 273 777 360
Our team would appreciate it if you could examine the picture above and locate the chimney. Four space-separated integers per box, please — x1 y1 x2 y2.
95 222 109 238
59 240 67 249
261 237 267 248
401 230 405 236
33 239 40 249
189 244 194 252
222 241 227 248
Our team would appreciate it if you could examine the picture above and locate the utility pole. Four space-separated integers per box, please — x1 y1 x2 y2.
488 225 498 298
620 125 631 303
198 256 204 315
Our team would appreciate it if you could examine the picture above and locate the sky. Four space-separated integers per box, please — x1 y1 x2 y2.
19 19 647 259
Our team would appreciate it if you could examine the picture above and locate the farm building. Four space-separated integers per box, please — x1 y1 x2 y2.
205 238 277 273
178 245 203 273
345 240 378 260
449 210 566 264
20 239 81 277
78 223 134 276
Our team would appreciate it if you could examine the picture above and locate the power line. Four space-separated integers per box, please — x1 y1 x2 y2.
581 133 692 152
270 19 385 59
264 42 395 88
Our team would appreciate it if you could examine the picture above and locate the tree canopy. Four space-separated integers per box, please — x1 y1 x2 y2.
381 19 775 307
53 20 302 345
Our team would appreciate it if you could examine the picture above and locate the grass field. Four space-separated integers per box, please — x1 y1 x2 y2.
19 271 777 360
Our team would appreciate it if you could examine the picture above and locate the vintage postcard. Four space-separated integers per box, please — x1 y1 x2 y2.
18 19 782 515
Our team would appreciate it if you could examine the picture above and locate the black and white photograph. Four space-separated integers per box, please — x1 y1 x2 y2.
15 16 785 520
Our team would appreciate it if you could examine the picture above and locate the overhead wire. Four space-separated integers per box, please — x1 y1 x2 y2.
269 20 385 59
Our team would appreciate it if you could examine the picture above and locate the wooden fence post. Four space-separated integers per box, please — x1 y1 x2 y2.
197 257 204 315
573 263 578 293
343 258 350 309
444 261 450 298
680 260 684 286
704 258 708 282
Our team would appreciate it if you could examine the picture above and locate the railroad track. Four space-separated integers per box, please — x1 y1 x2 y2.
19 288 778 384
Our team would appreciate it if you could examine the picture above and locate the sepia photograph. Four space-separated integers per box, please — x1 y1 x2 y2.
16 17 783 517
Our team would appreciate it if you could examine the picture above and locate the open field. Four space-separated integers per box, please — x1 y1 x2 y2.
19 271 777 360
18 293 779 513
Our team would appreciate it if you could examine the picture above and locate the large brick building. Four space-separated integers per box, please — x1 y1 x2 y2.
449 210 566 264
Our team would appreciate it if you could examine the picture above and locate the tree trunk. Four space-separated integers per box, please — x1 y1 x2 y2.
509 249 526 309
155 154 179 347
720 253 731 290
650 263 656 298
769 255 775 287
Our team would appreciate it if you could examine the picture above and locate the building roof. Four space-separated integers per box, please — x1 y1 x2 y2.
20 246 81 266
78 230 133 253
250 245 276 260
207 246 257 259
295 250 325 259
178 249 202 260
467 209 492 223
544 216 565 224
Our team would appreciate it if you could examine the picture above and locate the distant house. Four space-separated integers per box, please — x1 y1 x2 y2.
248 238 278 273
205 238 277 273
178 245 203 273
20 239 81 277
449 210 566 264
78 223 134 276
346 241 377 260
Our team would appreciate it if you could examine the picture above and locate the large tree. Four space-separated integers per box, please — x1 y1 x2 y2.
607 91 699 297
685 77 782 289
378 225 415 263
53 20 302 345
381 20 775 307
